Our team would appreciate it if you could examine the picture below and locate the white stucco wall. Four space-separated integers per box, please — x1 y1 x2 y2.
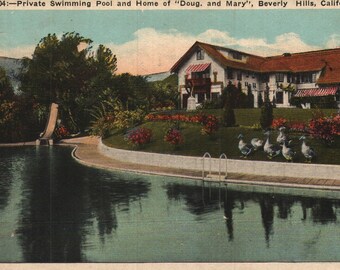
178 52 225 92
99 140 340 181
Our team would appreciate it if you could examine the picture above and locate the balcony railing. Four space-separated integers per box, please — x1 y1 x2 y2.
186 78 211 87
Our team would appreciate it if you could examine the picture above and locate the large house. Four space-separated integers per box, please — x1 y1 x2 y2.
170 41 340 109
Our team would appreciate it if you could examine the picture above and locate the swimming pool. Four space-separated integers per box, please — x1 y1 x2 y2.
0 146 339 262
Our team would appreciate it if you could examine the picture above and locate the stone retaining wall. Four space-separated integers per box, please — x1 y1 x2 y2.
99 140 340 181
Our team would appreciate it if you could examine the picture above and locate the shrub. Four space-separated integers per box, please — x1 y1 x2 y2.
164 128 184 146
247 85 254 108
201 114 219 136
90 112 116 138
223 106 236 127
54 124 70 139
309 115 340 144
257 92 264 108
260 102 273 130
260 86 273 130
200 98 222 109
127 127 152 146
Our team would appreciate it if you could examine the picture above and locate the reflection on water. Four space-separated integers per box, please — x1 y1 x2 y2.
0 147 339 262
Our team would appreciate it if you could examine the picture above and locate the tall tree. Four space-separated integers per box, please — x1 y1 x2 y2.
20 32 117 132
0 67 14 100
260 84 273 130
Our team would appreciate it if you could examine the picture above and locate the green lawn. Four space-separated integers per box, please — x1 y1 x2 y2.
103 108 340 165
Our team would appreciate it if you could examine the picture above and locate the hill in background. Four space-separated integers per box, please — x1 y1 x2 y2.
0 56 22 92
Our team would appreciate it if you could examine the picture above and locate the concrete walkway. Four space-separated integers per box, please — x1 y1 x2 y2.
60 136 340 191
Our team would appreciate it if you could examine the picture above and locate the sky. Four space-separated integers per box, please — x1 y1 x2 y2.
1 9 340 75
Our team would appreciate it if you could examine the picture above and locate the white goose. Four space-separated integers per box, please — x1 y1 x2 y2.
251 137 264 151
299 136 316 162
264 131 281 159
276 126 287 145
282 140 296 162
238 134 253 158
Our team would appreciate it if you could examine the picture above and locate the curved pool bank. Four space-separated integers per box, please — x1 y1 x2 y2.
99 139 340 182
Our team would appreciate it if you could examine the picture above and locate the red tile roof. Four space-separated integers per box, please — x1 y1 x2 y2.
170 41 340 84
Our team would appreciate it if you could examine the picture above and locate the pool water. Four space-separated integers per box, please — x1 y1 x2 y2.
0 146 339 262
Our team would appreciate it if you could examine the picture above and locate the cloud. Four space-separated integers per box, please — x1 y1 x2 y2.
0 45 35 59
106 28 196 75
2 29 340 75
107 29 324 75
326 34 340 48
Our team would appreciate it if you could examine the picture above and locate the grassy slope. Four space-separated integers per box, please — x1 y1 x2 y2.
104 108 340 165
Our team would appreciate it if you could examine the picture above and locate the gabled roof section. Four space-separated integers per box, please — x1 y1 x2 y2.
170 41 340 84
170 41 266 73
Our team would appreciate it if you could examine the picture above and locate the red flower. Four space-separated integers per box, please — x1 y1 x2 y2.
164 128 184 145
127 127 152 146
272 118 288 129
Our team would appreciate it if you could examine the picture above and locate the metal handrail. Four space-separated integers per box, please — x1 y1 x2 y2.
219 153 228 181
202 152 211 180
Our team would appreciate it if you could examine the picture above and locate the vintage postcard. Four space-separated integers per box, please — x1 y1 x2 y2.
0 1 340 269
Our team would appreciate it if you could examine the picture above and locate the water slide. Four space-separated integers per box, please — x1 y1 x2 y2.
36 103 59 145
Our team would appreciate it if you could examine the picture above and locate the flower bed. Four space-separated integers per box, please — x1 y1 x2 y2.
145 113 219 136
271 114 340 144
309 115 340 144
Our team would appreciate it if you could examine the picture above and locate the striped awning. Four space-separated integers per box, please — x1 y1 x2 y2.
186 63 211 74
294 87 338 97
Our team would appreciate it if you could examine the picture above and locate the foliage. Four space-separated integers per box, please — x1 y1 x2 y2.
289 121 308 133
309 115 340 144
20 32 118 132
271 118 288 129
200 114 219 136
54 124 69 139
145 112 219 136
200 98 223 109
126 127 152 147
0 67 14 100
223 106 236 127
271 117 307 133
221 81 246 108
0 68 40 142
260 85 273 130
290 95 337 109
112 73 153 111
257 92 264 108
247 85 254 108
89 99 146 137
164 128 184 146
150 74 179 110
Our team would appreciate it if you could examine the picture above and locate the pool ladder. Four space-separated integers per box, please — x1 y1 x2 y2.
202 152 228 182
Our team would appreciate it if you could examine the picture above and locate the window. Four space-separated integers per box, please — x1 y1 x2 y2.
245 71 250 78
237 72 242 81
298 72 315 83
245 81 249 86
227 68 234 79
275 73 284 83
253 83 257 89
232 51 242 60
261 74 269 83
252 72 256 79
276 92 283 104
312 73 317 83
196 48 204 60
336 90 340 102
287 73 293 83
